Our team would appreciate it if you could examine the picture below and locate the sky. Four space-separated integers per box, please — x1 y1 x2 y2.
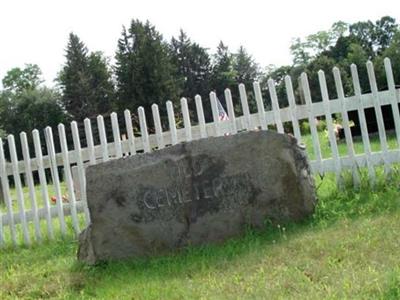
0 0 400 87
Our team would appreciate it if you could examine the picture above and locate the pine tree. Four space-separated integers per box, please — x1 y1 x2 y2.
170 30 212 98
58 33 115 121
233 46 260 86
87 52 115 116
211 41 236 96
58 33 91 121
115 20 180 116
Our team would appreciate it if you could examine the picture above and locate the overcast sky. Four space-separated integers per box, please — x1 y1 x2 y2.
1 0 399 87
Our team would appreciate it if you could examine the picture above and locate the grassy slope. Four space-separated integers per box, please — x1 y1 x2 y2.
1 172 400 299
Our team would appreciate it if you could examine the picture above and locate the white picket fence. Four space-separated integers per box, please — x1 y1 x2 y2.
1 58 400 248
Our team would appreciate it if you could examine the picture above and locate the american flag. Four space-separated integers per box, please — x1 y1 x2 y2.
216 97 229 121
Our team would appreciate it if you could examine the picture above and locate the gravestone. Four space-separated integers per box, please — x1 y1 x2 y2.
78 130 316 264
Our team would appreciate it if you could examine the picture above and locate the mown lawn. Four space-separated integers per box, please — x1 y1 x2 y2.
1 171 400 299
1 131 400 299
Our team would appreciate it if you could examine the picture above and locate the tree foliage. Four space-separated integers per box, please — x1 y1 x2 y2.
58 33 115 121
211 41 236 97
170 30 212 99
2 64 43 94
115 19 180 116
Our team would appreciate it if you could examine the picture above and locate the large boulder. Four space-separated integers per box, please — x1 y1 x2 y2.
78 130 316 264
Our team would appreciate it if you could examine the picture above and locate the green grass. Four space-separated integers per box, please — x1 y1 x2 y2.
0 181 67 212
1 132 400 299
301 129 399 160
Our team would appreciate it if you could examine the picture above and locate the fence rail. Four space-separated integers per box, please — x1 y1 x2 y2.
1 58 400 248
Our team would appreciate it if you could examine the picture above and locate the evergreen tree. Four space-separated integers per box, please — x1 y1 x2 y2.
170 30 212 99
115 19 180 116
58 33 115 121
211 41 236 96
58 33 91 121
233 46 260 86
87 52 115 116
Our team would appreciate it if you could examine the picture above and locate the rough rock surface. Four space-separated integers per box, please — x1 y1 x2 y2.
78 130 316 264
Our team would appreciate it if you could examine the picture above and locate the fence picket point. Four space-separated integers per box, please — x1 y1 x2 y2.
166 101 178 145
151 104 165 149
124 109 137 155
366 60 391 176
285 76 302 141
0 138 17 245
253 82 267 130
350 64 375 184
111 112 123 159
84 118 96 165
20 132 42 241
97 115 109 162
195 95 207 138
45 127 66 236
32 130 54 239
71 121 90 225
301 73 323 175
268 79 284 133
318 71 342 186
138 107 151 152
225 89 237 134
238 83 252 130
210 92 221 136
181 98 192 141
8 135 31 245
58 124 80 235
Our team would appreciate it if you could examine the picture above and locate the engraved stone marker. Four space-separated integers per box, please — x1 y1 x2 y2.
78 130 316 264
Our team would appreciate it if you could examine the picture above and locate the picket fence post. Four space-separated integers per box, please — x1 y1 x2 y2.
350 64 375 184
239 83 252 130
20 132 42 241
138 107 150 152
124 109 137 154
253 82 267 130
210 92 221 136
181 98 192 141
268 79 284 133
318 70 342 186
384 58 400 153
111 112 123 159
195 95 207 138
97 115 109 162
58 124 80 235
301 73 323 175
84 118 96 165
45 127 66 237
224 89 237 134
32 129 54 239
71 121 90 225
0 138 17 245
8 134 31 245
285 75 302 142
152 104 165 149
333 67 360 187
166 101 178 145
